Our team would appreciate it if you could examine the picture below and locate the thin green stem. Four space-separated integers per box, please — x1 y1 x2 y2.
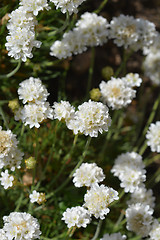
114 50 132 77
91 219 103 240
0 59 21 79
94 0 108 14
14 193 23 212
0 106 9 128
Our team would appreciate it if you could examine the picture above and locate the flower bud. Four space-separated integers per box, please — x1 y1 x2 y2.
101 66 114 80
89 88 101 101
25 157 36 169
8 99 20 113
37 193 46 205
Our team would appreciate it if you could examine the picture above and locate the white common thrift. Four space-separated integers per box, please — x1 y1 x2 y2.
0 126 23 171
122 73 142 87
50 0 87 15
73 163 105 187
111 152 146 193
0 229 7 240
67 100 111 137
0 170 14 189
100 233 127 240
5 6 41 62
99 78 136 110
53 100 75 123
149 219 160 240
109 14 156 51
146 121 160 152
18 77 49 104
19 102 54 128
62 206 91 228
84 184 119 219
50 12 109 59
20 0 50 16
29 190 40 203
127 187 155 209
3 212 41 239
126 203 153 237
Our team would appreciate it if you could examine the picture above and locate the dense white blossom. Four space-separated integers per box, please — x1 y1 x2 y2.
127 187 155 208
3 212 41 239
73 163 105 187
146 122 160 152
18 77 49 104
126 203 153 237
18 102 54 128
0 170 14 189
62 206 91 228
111 152 146 193
0 127 23 171
99 78 136 110
100 233 127 240
20 0 50 16
67 100 111 137
122 73 142 87
109 14 156 51
149 219 160 240
50 0 87 15
50 12 109 59
5 6 41 62
84 184 119 219
53 100 75 123
0 229 7 240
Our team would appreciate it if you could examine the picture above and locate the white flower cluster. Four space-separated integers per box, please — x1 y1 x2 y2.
143 34 160 85
20 0 50 16
2 212 41 240
5 7 41 62
99 74 141 109
29 190 46 204
15 77 53 128
62 163 119 228
50 0 86 15
0 126 23 171
53 100 111 137
126 203 153 237
111 152 146 193
73 163 105 187
100 233 127 240
50 12 109 59
109 14 157 51
0 170 14 189
149 219 160 240
146 121 160 152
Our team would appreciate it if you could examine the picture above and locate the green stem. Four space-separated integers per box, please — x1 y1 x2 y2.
86 47 95 99
14 193 23 212
114 50 132 77
94 0 108 14
0 59 21 79
91 219 103 240
0 106 9 128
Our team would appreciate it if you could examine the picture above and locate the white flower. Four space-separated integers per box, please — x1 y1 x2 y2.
146 122 160 152
5 6 41 62
18 102 54 128
3 212 41 239
111 152 146 193
99 78 136 110
50 0 87 15
127 187 155 209
84 184 119 219
149 219 160 240
18 77 49 104
0 229 7 240
1 148 24 171
100 233 127 240
0 170 14 189
126 203 153 237
62 206 91 228
20 0 50 16
109 14 156 51
50 12 109 59
122 73 142 87
53 100 75 123
67 100 111 137
29 190 40 203
73 163 105 187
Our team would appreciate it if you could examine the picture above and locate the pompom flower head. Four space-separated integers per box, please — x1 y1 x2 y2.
73 162 105 187
146 121 160 152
